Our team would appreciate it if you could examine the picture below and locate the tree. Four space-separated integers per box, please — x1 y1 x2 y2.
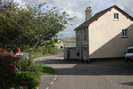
0 0 14 13
0 2 74 60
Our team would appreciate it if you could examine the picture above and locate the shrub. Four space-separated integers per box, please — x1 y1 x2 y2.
21 48 29 53
0 48 43 89
13 71 40 89
50 47 58 54
13 60 43 88
24 62 43 76
54 39 58 42
35 46 41 53
47 45 51 53
50 44 55 47
0 48 20 89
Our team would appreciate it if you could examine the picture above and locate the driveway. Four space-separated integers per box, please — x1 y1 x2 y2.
39 54 133 89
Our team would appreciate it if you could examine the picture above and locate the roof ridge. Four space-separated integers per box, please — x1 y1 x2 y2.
74 5 133 30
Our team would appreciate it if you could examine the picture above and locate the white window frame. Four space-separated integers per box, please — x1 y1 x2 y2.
122 29 128 38
114 13 119 20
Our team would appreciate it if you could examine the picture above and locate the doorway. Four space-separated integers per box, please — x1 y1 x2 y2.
67 50 70 60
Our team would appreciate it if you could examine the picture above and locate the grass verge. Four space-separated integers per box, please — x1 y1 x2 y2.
32 52 58 58
42 65 55 75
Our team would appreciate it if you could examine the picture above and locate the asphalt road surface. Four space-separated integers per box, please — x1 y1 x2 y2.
39 54 133 89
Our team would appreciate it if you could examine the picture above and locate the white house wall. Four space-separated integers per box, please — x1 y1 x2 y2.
64 48 77 60
55 40 64 49
89 8 133 58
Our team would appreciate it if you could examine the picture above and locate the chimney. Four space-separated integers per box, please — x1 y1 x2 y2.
85 7 92 21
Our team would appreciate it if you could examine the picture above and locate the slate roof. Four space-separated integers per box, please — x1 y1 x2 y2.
74 5 133 30
64 41 76 48
61 38 76 42
61 38 76 48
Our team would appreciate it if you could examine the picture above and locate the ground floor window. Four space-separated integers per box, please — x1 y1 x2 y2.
122 29 128 38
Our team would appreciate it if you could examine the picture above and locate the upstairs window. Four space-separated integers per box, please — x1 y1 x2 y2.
84 29 87 41
114 13 119 20
122 29 128 38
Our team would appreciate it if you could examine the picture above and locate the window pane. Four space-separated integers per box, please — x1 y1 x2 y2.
114 13 118 19
125 30 127 36
122 29 128 37
122 30 124 36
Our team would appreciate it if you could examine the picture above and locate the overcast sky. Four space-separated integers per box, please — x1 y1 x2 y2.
14 0 133 39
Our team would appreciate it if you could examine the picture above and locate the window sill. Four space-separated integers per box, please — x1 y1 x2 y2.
113 19 119 21
122 36 128 38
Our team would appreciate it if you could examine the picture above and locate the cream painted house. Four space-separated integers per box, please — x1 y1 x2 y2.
55 39 64 49
74 5 133 62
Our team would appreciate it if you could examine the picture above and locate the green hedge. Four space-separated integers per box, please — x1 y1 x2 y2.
49 47 58 54
22 46 45 53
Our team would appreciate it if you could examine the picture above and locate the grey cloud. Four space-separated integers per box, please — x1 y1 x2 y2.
113 0 133 16
15 0 133 38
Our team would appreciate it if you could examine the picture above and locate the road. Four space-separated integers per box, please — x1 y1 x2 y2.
39 54 133 89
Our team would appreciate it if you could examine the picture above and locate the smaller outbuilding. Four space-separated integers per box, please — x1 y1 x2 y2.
62 38 77 60
55 39 64 50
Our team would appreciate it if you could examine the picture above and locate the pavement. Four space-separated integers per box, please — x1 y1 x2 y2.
36 54 133 89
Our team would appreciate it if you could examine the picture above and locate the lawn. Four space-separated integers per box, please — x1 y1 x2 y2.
23 52 59 59
32 52 59 58
42 65 55 74
26 51 63 75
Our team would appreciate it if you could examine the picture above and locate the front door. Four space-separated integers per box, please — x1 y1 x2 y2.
83 47 88 60
67 50 70 60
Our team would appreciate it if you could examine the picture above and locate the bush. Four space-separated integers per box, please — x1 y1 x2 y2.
24 62 43 76
35 46 41 53
50 47 58 54
0 48 20 89
13 71 40 89
22 46 45 53
47 45 51 53
13 60 43 88
21 48 29 53
54 39 58 42
0 48 43 89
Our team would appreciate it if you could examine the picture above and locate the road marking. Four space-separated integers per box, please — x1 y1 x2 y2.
55 75 57 77
46 75 58 89
54 78 56 80
50 81 54 85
